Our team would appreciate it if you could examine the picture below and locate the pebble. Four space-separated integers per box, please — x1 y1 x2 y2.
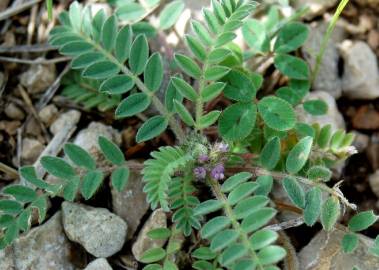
50 110 81 135
352 105 379 130
38 104 58 126
4 103 25 120
21 138 44 163
19 62 56 94
367 133 379 170
369 170 379 198
84 258 113 270
294 0 338 19
352 131 370 152
62 202 127 258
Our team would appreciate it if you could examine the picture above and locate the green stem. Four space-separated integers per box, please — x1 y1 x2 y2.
311 0 350 83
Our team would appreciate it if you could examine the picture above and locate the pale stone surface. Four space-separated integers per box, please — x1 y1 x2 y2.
13 212 75 270
294 0 338 19
21 138 44 162
38 104 58 126
84 258 113 270
5 103 25 120
298 230 379 270
369 170 379 198
50 110 81 135
132 209 167 262
111 161 149 238
0 246 14 270
62 202 127 258
340 40 379 99
297 91 345 131
19 62 56 94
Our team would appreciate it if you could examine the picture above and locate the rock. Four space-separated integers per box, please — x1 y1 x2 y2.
352 131 370 152
38 104 58 126
19 62 56 94
62 202 127 258
297 91 345 131
132 209 167 262
13 211 76 270
340 40 379 99
367 133 379 170
111 161 149 238
368 30 379 50
4 103 25 120
0 0 9 12
84 258 113 270
21 138 44 163
298 229 379 270
50 110 81 135
25 118 41 137
369 170 379 198
0 247 14 270
294 0 338 19
73 122 121 161
352 105 379 130
302 22 345 98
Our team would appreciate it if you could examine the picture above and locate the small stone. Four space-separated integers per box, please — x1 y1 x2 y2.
73 122 121 161
62 202 127 258
38 104 58 126
297 91 345 131
298 229 379 270
111 161 150 238
367 133 379 170
132 209 167 262
50 110 81 135
19 62 56 94
340 40 379 99
13 211 76 270
368 30 379 50
369 170 379 198
352 105 379 130
21 138 44 163
352 131 370 152
0 0 9 12
25 118 41 137
0 247 14 270
84 258 113 270
4 103 25 120
294 0 338 19
0 120 21 135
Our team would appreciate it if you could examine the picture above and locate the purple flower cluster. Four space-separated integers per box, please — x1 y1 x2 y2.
215 142 229 153
194 167 207 180
211 163 225 180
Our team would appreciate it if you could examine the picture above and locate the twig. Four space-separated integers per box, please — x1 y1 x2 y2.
279 231 300 270
264 217 304 232
0 162 19 179
0 44 55 53
0 0 43 21
0 56 70 64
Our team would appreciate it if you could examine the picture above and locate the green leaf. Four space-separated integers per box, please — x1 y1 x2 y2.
215 32 237 47
174 53 202 79
100 75 135 95
191 21 212 46
159 0 185 30
186 35 206 61
210 229 239 252
317 124 332 149
60 41 93 56
201 83 225 102
63 176 80 202
81 170 104 200
0 200 23 215
145 53 164 92
218 102 257 141
233 196 270 220
116 3 145 23
260 137 281 170
194 200 224 216
3 185 37 203
111 166 130 192
223 70 256 102
286 136 313 174
295 123 316 139
342 233 359 254
274 22 309 53
64 143 96 170
17 209 32 232
101 15 117 51
201 216 231 239
257 245 286 265
132 22 157 38
203 9 220 34
282 177 305 208
208 48 231 64
220 244 248 266
31 196 48 222
165 80 183 112
140 247 166 263
227 182 259 205
172 77 198 102
147 228 172 240
348 211 378 232
303 187 322 226
241 208 277 233
116 93 151 118
143 264 162 270
242 19 269 52
193 247 217 260
130 35 149 75
303 100 328 116
256 175 274 196
221 172 252 193
308 166 332 182
174 100 195 126
115 25 133 62
321 196 340 231
198 110 221 129
136 116 168 143
41 156 76 179
82 61 120 79
98 136 125 165
258 96 296 131
330 129 346 151
274 54 309 80
249 229 278 250
204 66 230 81
71 52 105 69
276 87 302 105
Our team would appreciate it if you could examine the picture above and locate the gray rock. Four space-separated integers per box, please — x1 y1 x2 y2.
19 62 56 94
294 0 338 19
352 131 370 152
21 138 44 163
50 110 81 135
73 122 121 161
111 160 149 238
0 247 14 270
13 211 75 270
298 229 379 270
38 104 58 126
302 22 345 98
297 91 345 131
62 202 127 258
340 40 379 99
5 102 25 120
132 209 167 262
84 258 113 270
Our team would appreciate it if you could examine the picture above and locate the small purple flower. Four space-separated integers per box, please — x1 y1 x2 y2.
211 163 225 180
194 167 207 180
198 154 209 163
215 142 229 153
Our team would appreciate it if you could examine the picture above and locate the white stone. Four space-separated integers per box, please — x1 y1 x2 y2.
84 258 113 270
38 104 58 126
50 110 81 135
21 138 44 162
